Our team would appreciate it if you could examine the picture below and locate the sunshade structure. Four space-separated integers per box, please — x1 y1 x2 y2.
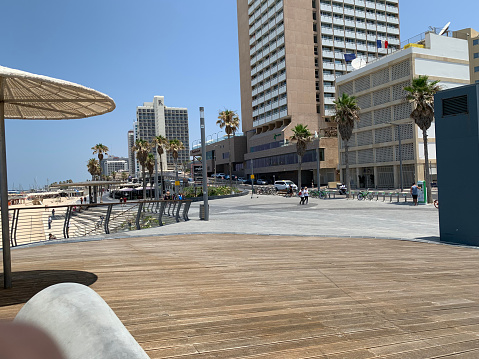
0 65 115 288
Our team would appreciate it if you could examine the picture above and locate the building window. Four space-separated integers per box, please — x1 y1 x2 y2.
474 52 479 59
473 39 479 46
475 66 479 73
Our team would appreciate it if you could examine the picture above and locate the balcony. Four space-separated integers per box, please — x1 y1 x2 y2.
377 25 387 33
365 1 376 9
368 45 377 52
332 6 343 13
377 14 387 22
386 5 399 13
333 17 344 25
355 0 365 5
324 97 336 105
376 3 386 11
345 20 356 28
356 22 366 29
388 38 400 45
387 27 399 35
277 36 285 47
345 42 356 50
278 73 286 82
323 85 336 93
334 30 345 37
344 8 355 16
344 0 354 4
279 85 287 94
325 109 335 117
323 62 335 70
334 40 346 48
277 47 285 58
322 50 335 58
357 43 368 51
320 3 332 11
280 109 288 118
323 74 336 81
321 15 333 23
355 10 365 17
271 100 279 109
367 23 377 30
335 63 346 71
387 16 399 24
355 32 366 40
321 27 333 35
322 39 334 47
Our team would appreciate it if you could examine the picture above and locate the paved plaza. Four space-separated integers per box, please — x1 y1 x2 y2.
2 194 478 358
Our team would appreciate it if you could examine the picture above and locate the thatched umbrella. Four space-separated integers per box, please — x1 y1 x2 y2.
0 65 115 288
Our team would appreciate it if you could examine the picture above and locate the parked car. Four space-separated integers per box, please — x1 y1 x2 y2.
256 178 268 185
243 179 257 185
216 173 226 178
274 180 298 191
237 177 246 183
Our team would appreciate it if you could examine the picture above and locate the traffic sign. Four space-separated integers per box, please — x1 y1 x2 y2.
250 174 255 179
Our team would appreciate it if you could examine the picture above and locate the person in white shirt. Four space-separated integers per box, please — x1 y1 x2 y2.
303 187 309 204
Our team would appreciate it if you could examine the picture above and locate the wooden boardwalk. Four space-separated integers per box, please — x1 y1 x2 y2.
1 234 479 358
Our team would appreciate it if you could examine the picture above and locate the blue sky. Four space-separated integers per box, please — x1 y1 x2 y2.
2 0 477 190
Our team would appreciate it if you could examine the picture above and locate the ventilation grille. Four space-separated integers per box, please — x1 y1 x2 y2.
394 102 412 121
377 165 394 188
340 134 356 149
442 95 468 116
395 143 415 161
373 88 391 106
358 93 372 109
357 130 373 146
391 60 411 81
341 151 357 165
355 75 371 93
376 146 394 162
374 107 392 125
357 149 374 164
392 81 411 101
375 127 392 144
338 82 354 97
395 123 414 140
372 68 390 87
357 111 372 128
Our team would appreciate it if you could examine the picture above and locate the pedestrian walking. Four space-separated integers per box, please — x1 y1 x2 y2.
80 197 83 205
411 182 419 206
51 208 55 218
299 187 305 205
48 216 52 229
304 187 309 204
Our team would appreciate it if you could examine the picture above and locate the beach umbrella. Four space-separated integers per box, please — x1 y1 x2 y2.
0 65 115 288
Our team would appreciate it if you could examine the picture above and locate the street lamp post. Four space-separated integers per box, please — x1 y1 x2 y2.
200 107 209 220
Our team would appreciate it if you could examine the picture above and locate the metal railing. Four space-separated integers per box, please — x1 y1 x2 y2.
1 200 192 249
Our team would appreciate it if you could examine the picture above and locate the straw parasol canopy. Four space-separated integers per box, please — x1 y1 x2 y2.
0 65 115 119
0 65 116 289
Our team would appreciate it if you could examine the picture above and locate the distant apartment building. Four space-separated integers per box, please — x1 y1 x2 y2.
453 28 479 84
236 0 400 185
127 130 135 176
101 156 129 177
335 31 471 189
133 96 189 174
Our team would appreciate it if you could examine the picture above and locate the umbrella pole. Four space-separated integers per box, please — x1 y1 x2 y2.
0 98 12 289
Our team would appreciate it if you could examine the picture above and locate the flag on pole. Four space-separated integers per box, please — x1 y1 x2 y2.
344 53 357 62
377 40 388 48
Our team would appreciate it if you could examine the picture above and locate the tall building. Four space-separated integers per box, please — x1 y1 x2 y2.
127 130 135 176
236 0 400 185
335 31 471 189
101 156 129 177
453 28 479 84
134 96 189 173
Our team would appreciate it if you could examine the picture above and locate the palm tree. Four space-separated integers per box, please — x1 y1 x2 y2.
111 171 116 181
87 158 100 180
92 144 109 202
132 139 151 200
290 124 313 190
217 110 240 187
404 75 440 204
145 153 155 197
333 93 360 198
121 171 128 182
167 139 185 195
153 135 169 196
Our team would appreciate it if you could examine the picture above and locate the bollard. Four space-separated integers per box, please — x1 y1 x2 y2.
397 193 400 202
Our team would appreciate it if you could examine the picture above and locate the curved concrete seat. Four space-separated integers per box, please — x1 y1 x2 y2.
14 283 149 359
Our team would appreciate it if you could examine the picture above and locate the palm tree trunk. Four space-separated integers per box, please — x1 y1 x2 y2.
175 160 179 197
228 134 232 188
298 156 302 190
142 167 146 200
345 141 350 198
423 130 433 203
160 161 164 197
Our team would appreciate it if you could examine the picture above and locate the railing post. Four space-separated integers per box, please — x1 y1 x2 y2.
63 206 72 239
158 201 166 226
104 204 113 234
136 202 143 230
183 201 191 221
10 209 19 247
175 201 182 222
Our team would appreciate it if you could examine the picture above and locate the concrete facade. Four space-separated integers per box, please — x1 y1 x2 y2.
191 135 248 177
454 28 479 84
101 156 129 177
335 32 471 189
237 0 399 186
127 130 135 176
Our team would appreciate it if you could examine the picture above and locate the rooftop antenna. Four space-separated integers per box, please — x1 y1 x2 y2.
438 22 451 36
351 58 367 70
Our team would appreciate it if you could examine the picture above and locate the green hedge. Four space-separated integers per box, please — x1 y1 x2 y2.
183 186 240 198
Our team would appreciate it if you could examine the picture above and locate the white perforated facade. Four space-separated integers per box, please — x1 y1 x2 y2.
336 32 471 189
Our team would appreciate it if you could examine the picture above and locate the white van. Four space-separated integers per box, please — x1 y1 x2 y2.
274 180 298 191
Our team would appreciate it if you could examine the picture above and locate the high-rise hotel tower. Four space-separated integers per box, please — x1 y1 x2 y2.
237 0 400 184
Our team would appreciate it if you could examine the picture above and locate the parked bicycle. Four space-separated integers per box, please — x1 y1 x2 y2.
357 189 374 201
310 189 328 199
434 199 439 209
